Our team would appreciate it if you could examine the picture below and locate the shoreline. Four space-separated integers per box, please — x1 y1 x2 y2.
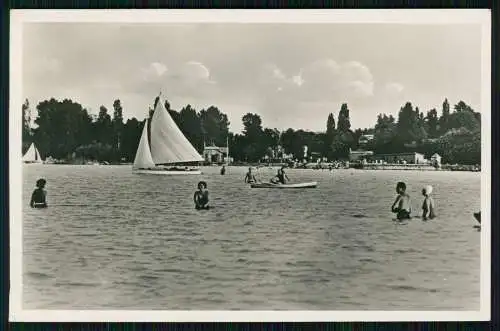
28 162 480 172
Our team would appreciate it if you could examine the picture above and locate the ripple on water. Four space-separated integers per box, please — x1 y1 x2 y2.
22 165 481 310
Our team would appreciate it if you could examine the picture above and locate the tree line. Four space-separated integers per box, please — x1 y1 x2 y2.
22 95 481 165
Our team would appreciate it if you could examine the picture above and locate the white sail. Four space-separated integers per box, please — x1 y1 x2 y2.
150 96 204 164
133 120 156 169
22 143 43 163
35 147 42 161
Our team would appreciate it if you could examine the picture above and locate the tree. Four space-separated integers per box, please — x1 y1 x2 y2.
373 114 397 153
454 100 474 113
337 103 351 132
112 99 124 158
200 106 230 147
121 118 143 162
425 108 439 138
95 105 113 146
396 102 427 146
262 127 281 157
242 113 265 161
326 113 336 136
448 109 480 132
437 128 480 165
327 103 354 159
324 113 336 158
178 105 203 152
33 98 93 159
22 98 32 152
439 98 451 135
330 130 354 159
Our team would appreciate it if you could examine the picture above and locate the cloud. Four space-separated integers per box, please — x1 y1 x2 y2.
129 60 217 99
257 59 375 112
22 23 481 132
141 62 168 81
385 82 404 95
176 61 215 85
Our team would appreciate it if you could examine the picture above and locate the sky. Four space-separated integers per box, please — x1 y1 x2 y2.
22 23 483 133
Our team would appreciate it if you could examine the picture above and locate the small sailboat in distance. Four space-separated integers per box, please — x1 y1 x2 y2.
132 94 203 175
22 142 43 164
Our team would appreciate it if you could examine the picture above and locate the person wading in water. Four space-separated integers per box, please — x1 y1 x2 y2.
244 167 257 183
194 181 210 210
391 181 412 221
30 178 48 209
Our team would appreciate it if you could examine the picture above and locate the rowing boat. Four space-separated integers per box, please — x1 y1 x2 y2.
250 181 318 189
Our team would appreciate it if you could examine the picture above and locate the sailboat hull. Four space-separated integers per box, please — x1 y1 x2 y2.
133 168 202 175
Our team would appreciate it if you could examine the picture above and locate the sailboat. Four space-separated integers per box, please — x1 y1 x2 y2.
132 95 204 175
22 142 43 164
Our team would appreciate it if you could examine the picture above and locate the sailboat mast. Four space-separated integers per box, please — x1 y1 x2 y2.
226 136 229 165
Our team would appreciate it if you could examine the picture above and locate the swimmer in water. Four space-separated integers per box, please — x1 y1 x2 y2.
194 181 209 210
421 185 436 221
220 165 226 175
391 181 412 220
30 178 48 209
244 167 257 183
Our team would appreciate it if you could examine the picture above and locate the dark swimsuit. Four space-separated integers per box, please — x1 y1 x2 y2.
194 191 209 209
396 209 411 220
246 173 255 183
277 171 285 184
30 188 47 208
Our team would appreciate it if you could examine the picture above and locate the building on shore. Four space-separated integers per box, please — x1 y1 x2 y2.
358 134 374 147
349 149 374 162
430 153 442 168
368 152 427 164
202 145 229 163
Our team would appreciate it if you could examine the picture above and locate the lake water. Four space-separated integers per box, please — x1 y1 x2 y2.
22 165 481 310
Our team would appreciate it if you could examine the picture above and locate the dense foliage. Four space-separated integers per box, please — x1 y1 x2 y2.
22 96 481 165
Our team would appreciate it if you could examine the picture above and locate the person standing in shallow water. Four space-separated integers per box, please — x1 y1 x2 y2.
244 167 257 183
30 178 48 208
421 185 436 221
391 181 411 220
220 165 226 175
194 181 210 210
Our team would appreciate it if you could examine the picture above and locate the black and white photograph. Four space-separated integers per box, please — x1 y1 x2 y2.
9 9 491 322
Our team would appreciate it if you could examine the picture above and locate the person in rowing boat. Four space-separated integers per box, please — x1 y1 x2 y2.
391 181 412 220
244 167 257 183
271 166 290 184
194 181 210 210
30 178 48 209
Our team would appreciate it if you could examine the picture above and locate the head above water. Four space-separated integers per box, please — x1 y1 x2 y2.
197 181 207 190
36 178 46 188
422 185 433 196
396 181 406 194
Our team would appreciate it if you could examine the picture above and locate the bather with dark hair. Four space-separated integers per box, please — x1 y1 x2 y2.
30 178 48 208
194 181 210 210
391 181 411 220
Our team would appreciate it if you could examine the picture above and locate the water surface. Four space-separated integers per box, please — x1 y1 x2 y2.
22 165 481 310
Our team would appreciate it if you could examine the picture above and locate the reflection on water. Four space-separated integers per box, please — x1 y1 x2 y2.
22 165 480 310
